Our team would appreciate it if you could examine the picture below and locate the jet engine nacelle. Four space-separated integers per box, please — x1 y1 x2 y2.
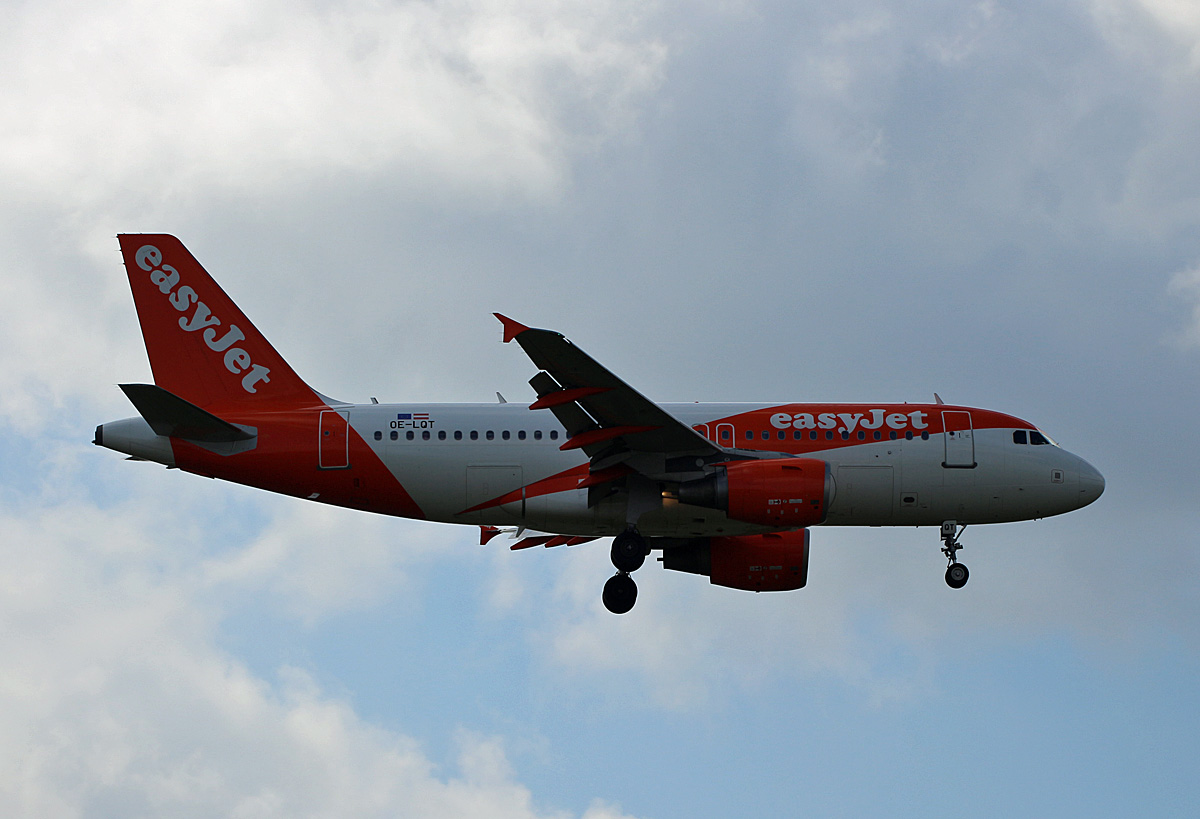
661 530 811 592
676 457 833 527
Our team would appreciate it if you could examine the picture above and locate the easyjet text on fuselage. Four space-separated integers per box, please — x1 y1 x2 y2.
769 409 929 434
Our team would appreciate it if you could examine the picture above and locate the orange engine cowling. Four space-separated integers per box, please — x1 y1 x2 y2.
661 530 811 592
676 457 832 527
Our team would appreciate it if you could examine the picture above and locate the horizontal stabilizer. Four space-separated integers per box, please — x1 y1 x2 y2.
119 383 255 443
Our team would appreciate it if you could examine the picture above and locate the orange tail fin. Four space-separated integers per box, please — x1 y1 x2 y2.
117 234 320 411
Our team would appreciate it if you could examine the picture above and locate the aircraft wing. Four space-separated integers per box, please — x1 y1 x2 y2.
495 314 723 462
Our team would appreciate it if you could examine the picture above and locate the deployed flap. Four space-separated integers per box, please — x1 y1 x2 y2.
496 314 721 459
120 383 256 443
528 371 595 440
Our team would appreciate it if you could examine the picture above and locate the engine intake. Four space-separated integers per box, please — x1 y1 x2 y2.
662 530 811 592
676 458 833 527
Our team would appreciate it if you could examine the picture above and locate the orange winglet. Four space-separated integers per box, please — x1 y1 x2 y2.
494 313 530 343
529 387 610 410
559 425 659 451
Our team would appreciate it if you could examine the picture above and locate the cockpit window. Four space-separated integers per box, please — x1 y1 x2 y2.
1014 428 1059 446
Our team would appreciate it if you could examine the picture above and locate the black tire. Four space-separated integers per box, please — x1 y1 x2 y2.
611 530 647 573
945 562 969 589
602 573 638 614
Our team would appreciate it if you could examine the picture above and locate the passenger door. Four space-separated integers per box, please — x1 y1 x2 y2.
942 411 975 468
319 410 350 469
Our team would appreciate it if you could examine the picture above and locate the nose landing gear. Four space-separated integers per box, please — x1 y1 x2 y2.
604 529 648 614
941 521 969 589
945 561 969 589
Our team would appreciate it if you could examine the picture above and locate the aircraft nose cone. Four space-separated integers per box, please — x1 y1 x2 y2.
1078 462 1105 507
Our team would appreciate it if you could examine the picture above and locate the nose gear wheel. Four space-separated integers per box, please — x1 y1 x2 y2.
940 521 969 589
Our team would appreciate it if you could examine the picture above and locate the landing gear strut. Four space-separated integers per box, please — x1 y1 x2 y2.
941 521 969 589
604 529 648 614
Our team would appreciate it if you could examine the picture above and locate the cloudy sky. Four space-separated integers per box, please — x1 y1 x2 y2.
2 0 1198 815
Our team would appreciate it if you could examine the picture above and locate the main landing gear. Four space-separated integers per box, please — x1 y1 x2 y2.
941 521 969 589
603 529 648 614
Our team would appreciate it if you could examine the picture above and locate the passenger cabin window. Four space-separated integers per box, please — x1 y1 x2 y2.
550 430 559 440
454 431 462 440
438 430 446 440
406 431 414 441
470 430 478 440
390 431 398 441
486 431 494 440
534 430 542 440
1013 430 1027 445
374 431 382 441
502 430 510 440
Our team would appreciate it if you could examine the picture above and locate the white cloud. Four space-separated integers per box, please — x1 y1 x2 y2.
528 531 923 710
0 233 147 434
1 0 1197 812
1084 2 1200 236
1093 0 1200 70
201 503 461 623
1168 262 1200 348
0 0 669 430
0 0 667 212
526 512 1195 710
923 1 996 65
787 8 896 174
0 484 643 818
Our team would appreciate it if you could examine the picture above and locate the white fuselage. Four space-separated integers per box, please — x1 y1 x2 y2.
336 402 1103 536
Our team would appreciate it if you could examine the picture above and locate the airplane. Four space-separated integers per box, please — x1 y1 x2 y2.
95 234 1105 614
